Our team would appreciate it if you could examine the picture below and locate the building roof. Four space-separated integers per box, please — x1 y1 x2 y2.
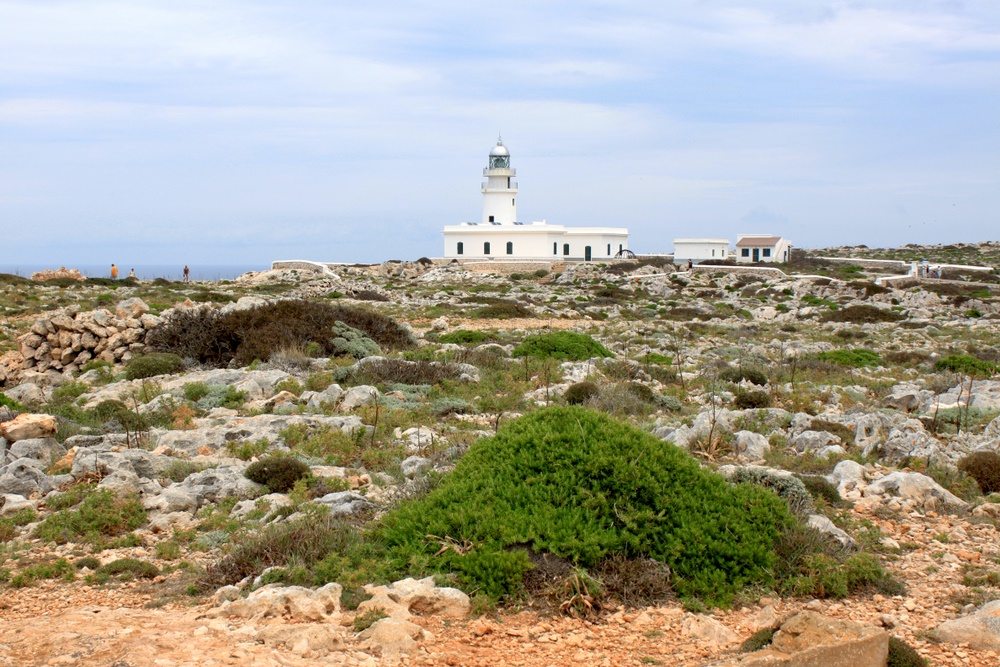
489 138 509 157
736 235 783 247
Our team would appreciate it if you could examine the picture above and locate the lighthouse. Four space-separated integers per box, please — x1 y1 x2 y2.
442 137 629 260
481 137 517 224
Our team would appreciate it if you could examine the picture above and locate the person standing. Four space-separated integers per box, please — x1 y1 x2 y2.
128 268 136 279
110 264 118 279
183 265 190 283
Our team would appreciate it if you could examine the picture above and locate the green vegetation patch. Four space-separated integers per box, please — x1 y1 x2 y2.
438 330 490 345
376 406 793 606
124 353 184 380
816 349 882 368
34 489 146 545
512 331 613 362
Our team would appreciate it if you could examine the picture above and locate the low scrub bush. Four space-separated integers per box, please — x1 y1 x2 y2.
8 558 75 588
329 321 382 359
245 456 311 493
124 353 184 380
821 305 904 324
564 381 600 405
472 301 534 319
725 468 813 516
740 628 775 653
376 406 794 607
719 367 768 386
98 558 159 579
350 290 389 302
147 300 414 367
513 331 613 361
809 419 855 446
734 390 772 410
348 358 465 385
935 354 998 376
958 451 1000 495
816 349 882 368
438 330 489 345
35 489 147 545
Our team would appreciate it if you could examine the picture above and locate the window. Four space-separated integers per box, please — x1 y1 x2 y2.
488 215 494 222
563 243 570 256
484 242 491 254
506 241 513 255
512 198 515 205
618 244 623 253
457 242 464 255
553 242 558 255
607 244 611 255
741 248 750 257
763 248 771 257
712 249 716 257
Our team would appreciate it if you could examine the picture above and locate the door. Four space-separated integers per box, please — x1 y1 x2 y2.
585 246 592 261
753 248 760 262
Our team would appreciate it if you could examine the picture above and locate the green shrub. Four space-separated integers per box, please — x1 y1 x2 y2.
147 300 414 367
226 439 271 461
75 556 101 570
438 330 489 345
935 354 998 376
0 393 25 412
784 552 900 599
816 349 882 368
35 489 147 545
431 397 474 417
512 331 613 361
719 367 768 386
125 353 184 380
244 456 311 493
194 384 247 410
348 358 465 386
809 418 855 447
887 637 928 667
329 321 382 359
821 305 904 324
725 468 814 516
183 382 210 402
734 390 772 410
376 406 794 607
564 381 600 405
9 558 75 587
160 460 207 482
958 451 1000 495
740 628 775 652
795 474 847 507
533 269 550 278
350 290 389 302
472 301 535 319
98 558 159 579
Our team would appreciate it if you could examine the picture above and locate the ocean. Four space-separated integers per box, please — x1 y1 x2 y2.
0 264 267 282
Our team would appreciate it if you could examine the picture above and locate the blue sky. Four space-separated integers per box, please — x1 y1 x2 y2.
1 1 998 265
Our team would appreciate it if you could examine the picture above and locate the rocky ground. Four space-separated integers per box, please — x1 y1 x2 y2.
2 247 1000 666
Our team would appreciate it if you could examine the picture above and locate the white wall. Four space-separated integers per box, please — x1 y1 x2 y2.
673 240 729 263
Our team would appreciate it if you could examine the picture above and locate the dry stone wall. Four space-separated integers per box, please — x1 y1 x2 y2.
16 298 160 375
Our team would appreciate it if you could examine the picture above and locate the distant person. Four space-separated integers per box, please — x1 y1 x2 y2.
687 259 693 270
128 268 136 279
183 265 190 283
110 264 118 279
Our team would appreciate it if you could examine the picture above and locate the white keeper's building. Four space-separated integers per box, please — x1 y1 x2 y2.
442 138 630 262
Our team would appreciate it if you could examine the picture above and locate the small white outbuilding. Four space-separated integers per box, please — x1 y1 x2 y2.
442 138 630 261
735 235 792 263
673 238 730 265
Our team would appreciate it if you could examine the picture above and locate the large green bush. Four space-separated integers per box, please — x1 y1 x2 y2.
245 456 311 493
935 354 998 376
512 332 613 361
147 300 414 367
376 406 793 606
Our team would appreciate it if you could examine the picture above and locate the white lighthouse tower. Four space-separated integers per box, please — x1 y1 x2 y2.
481 136 517 224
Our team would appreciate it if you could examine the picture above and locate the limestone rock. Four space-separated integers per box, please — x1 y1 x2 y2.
681 614 739 647
314 490 372 516
358 576 470 620
709 611 888 667
216 583 342 621
931 600 1000 649
7 437 65 464
0 458 56 497
400 455 432 478
865 471 968 510
734 430 770 462
0 413 57 442
0 493 36 517
806 514 857 550
338 385 380 412
359 617 431 659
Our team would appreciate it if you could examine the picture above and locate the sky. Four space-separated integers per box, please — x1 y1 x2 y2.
1 1 998 265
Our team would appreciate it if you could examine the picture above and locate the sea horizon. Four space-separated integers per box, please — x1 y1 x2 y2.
0 264 268 282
